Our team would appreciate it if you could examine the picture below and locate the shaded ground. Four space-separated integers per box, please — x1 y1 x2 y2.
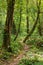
0 43 43 65
0 43 29 65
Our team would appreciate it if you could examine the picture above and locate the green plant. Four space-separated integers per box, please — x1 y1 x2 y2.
2 51 12 59
18 58 34 65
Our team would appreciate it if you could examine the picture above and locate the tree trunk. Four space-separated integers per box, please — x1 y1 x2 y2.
26 0 29 34
12 21 17 35
38 17 42 36
7 0 17 35
37 0 42 36
23 0 41 43
2 0 15 52
14 4 22 41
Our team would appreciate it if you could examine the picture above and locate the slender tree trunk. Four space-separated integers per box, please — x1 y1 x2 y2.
2 0 15 52
37 0 42 36
14 4 22 41
26 0 29 34
41 23 43 36
23 0 41 43
38 17 42 36
12 21 17 35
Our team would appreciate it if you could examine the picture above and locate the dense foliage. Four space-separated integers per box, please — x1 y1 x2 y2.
0 0 43 65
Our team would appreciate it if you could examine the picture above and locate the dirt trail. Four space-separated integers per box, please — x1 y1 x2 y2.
0 43 29 65
9 44 29 65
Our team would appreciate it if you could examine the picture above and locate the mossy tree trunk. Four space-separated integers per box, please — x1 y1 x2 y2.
12 21 17 35
7 0 17 35
2 0 15 52
37 0 42 36
23 0 41 43
14 1 22 41
26 0 29 34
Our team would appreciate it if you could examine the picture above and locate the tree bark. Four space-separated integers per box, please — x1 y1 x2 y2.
38 17 42 36
36 0 42 36
23 0 41 43
12 21 17 35
14 4 22 41
26 0 29 34
2 0 15 52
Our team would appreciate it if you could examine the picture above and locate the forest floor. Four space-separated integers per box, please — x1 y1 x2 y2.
0 43 29 65
0 42 43 65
